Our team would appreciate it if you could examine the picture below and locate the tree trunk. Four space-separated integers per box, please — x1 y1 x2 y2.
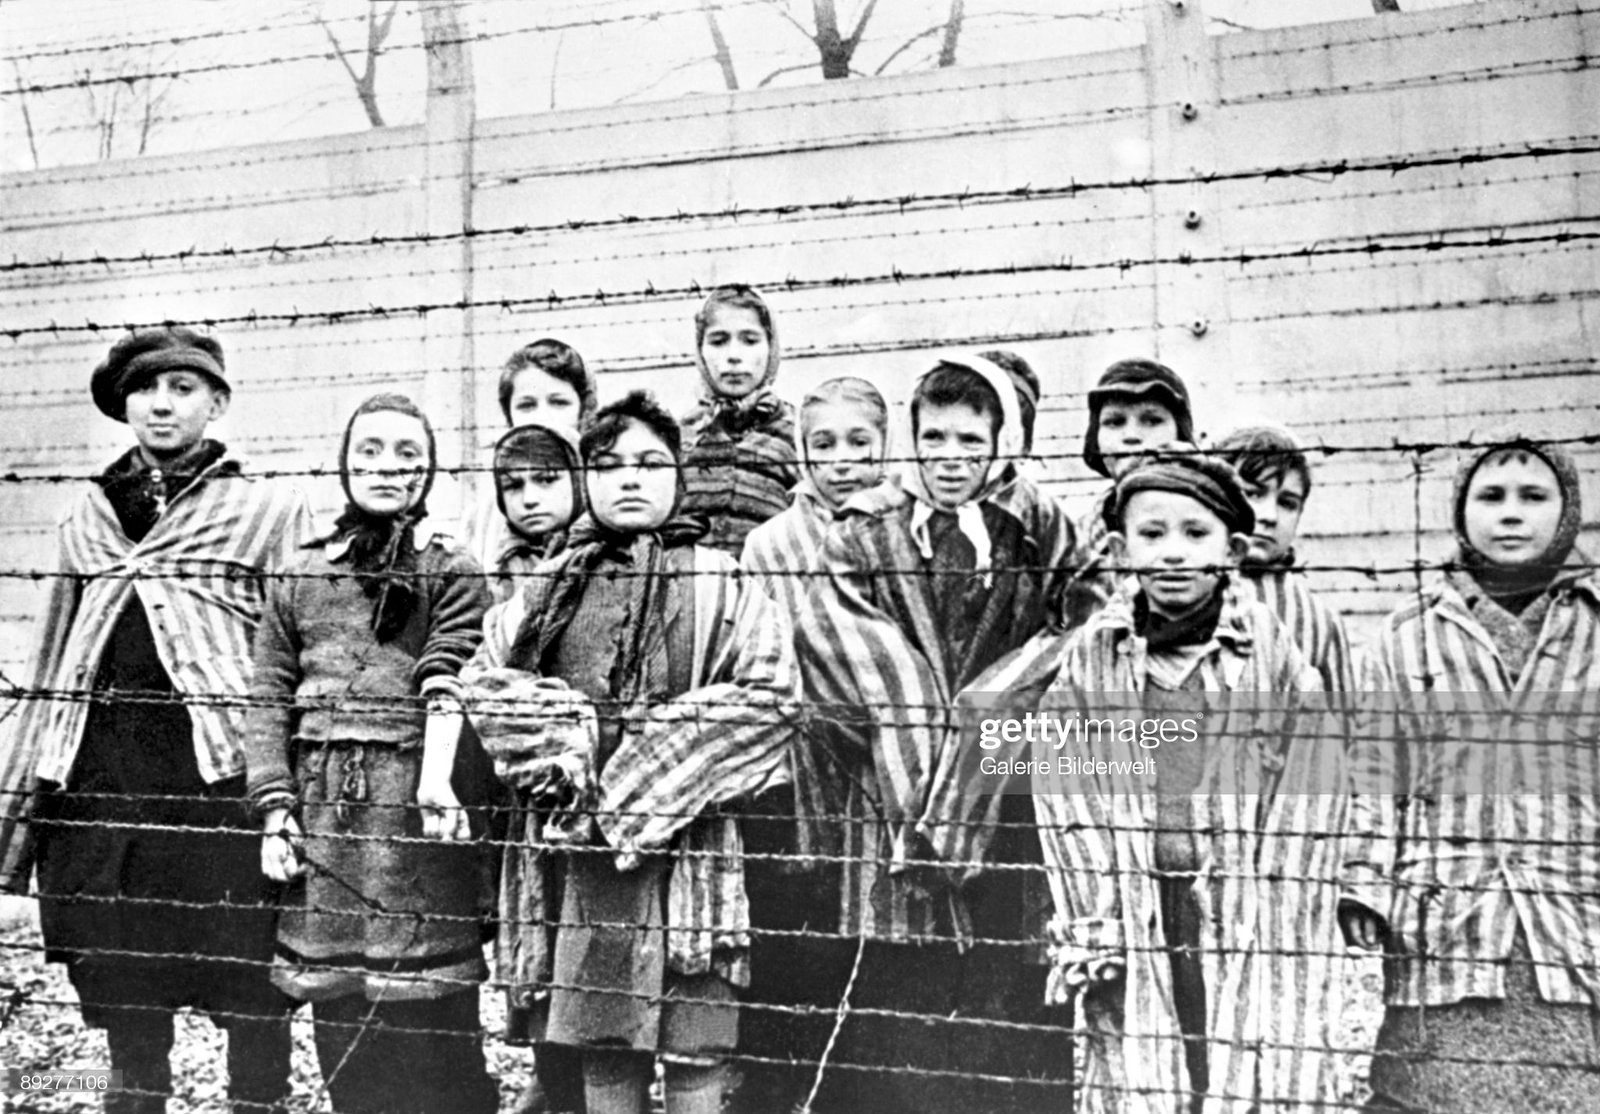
812 0 851 79
1372 0 1401 11
938 0 964 67
703 0 739 89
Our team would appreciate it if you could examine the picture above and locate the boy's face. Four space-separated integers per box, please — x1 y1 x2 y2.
498 466 575 540
124 370 229 459
346 409 430 518
699 304 770 401
1097 398 1178 477
804 400 885 508
1463 452 1563 566
1241 469 1307 565
507 366 582 430
586 418 678 533
915 401 996 510
1115 489 1247 616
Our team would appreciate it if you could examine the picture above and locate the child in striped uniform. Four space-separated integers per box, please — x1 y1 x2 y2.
1038 446 1347 1114
1342 436 1600 1113
736 376 889 1114
679 285 802 556
244 393 499 1114
1066 358 1195 630
461 390 796 1114
793 355 1077 1114
1215 425 1355 690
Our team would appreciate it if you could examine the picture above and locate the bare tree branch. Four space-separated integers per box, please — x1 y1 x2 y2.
702 0 740 89
758 61 818 87
614 56 715 102
10 61 40 169
549 30 564 111
844 0 880 53
874 24 944 75
315 0 398 128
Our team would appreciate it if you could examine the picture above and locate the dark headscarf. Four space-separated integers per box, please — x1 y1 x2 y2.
494 423 585 544
312 393 437 642
1083 358 1196 478
1451 436 1584 606
1108 444 1255 537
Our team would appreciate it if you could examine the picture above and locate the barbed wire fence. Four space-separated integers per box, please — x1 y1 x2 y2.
2 0 1598 1111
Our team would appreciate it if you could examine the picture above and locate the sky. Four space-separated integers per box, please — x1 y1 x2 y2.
0 0 1478 173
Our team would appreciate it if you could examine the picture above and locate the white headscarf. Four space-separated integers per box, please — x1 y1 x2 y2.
900 354 1024 588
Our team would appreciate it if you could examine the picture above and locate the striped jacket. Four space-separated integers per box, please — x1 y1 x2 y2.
1242 568 1356 692
1039 582 1346 1114
0 454 311 890
464 543 796 988
1345 570 1600 1007
792 474 1075 941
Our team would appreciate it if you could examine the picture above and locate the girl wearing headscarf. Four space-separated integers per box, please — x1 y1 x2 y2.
1039 446 1347 1114
461 390 796 1114
489 421 585 602
1344 436 1600 1113
243 393 498 1114
679 284 802 556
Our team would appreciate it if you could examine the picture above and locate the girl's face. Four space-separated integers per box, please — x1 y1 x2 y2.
586 419 679 533
1116 489 1245 616
1463 452 1563 566
507 366 582 430
915 401 996 510
346 409 430 517
804 400 886 508
1241 470 1307 565
699 304 771 401
499 466 576 540
1097 399 1179 477
124 370 229 459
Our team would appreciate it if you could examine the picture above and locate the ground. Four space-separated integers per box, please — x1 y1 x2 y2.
1 897 1381 1112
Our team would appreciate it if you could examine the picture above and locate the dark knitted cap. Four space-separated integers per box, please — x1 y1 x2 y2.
1110 444 1254 537
91 327 229 422
1083 357 1195 477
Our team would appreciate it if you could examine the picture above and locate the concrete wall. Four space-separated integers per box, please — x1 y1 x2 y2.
2 0 1596 676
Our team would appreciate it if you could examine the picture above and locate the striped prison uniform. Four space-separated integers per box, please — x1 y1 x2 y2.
463 541 796 992
0 454 310 888
1038 581 1348 1114
679 392 802 557
1344 571 1600 1008
1243 567 1356 692
793 474 1076 941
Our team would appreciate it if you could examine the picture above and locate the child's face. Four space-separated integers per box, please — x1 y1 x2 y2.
1463 452 1563 566
346 409 430 518
699 304 771 401
498 466 575 540
586 419 678 533
1241 469 1307 565
507 367 582 430
1116 490 1246 616
124 370 229 459
804 401 885 508
915 401 996 510
1097 398 1178 477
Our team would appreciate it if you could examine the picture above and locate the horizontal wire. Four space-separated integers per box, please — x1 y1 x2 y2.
6 134 1597 271
0 9 369 65
5 225 1596 340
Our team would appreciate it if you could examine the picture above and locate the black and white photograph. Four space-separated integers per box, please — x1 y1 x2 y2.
1 1 1596 1111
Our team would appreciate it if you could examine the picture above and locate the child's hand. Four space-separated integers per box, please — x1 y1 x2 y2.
418 775 471 842
1338 899 1387 951
261 809 305 883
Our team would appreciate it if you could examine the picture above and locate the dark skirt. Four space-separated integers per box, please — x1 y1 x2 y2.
546 846 737 1058
1370 929 1600 1113
273 739 491 1002
34 597 283 1027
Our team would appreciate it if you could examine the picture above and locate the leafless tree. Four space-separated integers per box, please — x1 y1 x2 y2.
315 0 401 128
703 0 740 89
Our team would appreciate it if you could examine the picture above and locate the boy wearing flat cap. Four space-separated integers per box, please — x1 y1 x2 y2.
0 327 310 1114
1034 446 1349 1114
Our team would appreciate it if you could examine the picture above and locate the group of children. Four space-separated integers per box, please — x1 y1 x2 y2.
0 283 1594 1114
